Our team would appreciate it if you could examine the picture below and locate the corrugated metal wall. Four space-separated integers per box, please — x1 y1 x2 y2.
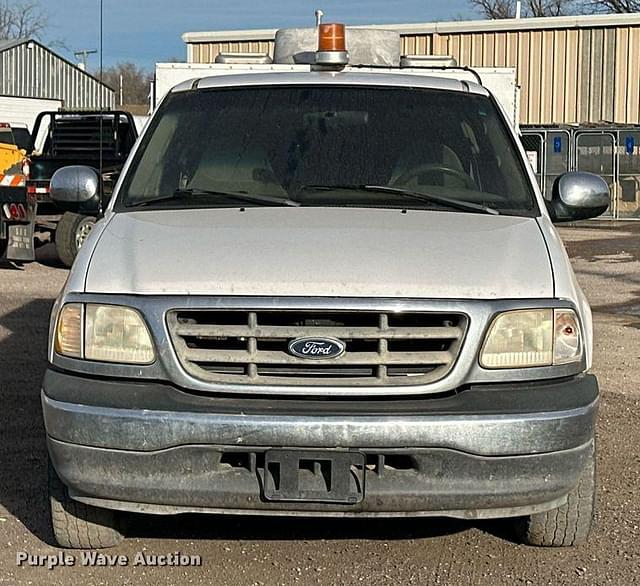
186 23 640 126
401 25 640 125
189 40 274 65
0 41 115 110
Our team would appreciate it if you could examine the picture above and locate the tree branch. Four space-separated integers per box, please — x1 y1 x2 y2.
0 0 47 40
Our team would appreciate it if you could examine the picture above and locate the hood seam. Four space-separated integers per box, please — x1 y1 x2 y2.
534 216 556 298
83 213 116 293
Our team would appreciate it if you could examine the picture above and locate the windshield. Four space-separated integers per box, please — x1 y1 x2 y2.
117 85 538 216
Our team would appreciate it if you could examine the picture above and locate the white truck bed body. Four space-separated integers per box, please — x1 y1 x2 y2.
0 96 63 131
154 62 519 128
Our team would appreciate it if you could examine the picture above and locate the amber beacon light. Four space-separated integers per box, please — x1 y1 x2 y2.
316 23 349 67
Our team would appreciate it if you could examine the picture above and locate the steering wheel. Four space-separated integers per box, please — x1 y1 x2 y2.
392 163 478 191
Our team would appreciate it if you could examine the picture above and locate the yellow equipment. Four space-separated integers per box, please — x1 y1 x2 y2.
0 123 27 188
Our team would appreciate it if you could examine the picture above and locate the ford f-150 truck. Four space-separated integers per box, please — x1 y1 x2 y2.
42 23 609 549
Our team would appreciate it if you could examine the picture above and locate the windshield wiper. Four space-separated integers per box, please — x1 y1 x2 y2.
128 188 301 208
301 184 499 215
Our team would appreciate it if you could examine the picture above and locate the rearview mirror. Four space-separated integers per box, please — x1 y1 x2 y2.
548 172 610 223
50 165 101 214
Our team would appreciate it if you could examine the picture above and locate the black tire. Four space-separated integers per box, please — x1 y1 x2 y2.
0 237 6 259
48 459 124 549
55 212 96 268
517 449 595 547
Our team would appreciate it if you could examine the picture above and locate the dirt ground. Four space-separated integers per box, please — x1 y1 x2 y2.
0 224 639 585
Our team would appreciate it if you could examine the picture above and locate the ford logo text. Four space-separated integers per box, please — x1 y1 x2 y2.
288 337 346 360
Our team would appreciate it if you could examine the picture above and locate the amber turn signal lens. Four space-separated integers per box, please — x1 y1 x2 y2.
318 23 346 53
55 303 83 358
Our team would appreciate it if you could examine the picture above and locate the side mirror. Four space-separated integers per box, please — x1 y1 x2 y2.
547 172 610 223
49 165 101 214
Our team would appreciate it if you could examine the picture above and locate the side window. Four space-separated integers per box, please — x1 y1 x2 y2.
126 113 179 198
478 110 530 205
520 133 544 193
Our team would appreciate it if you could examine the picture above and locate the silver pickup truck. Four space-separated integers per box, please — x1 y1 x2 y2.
42 25 609 549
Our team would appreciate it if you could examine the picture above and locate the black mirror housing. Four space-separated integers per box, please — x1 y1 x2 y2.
548 172 610 223
49 165 101 215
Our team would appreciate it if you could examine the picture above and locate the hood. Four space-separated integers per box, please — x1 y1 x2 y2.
85 207 553 299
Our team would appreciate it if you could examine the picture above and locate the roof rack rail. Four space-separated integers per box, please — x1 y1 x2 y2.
399 60 484 86
400 55 458 68
215 52 273 65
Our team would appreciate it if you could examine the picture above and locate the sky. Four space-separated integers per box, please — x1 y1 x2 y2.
46 0 474 71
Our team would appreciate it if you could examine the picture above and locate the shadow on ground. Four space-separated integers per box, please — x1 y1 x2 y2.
0 298 56 544
124 512 515 544
0 242 65 271
561 221 640 263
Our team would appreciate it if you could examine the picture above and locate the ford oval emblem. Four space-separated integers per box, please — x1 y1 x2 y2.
288 337 346 360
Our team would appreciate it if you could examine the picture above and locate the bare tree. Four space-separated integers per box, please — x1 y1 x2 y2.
470 0 640 16
528 0 573 15
99 62 153 106
470 0 583 17
586 0 640 11
0 0 47 40
470 0 517 17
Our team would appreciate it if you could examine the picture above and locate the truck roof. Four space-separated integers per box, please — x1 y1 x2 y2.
169 70 490 97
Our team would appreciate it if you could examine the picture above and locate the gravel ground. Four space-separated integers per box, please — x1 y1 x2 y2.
0 224 639 586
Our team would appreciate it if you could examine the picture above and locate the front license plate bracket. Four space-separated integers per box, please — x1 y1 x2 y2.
263 450 365 504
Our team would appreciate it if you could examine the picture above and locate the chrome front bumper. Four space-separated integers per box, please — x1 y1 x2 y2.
42 394 596 455
43 370 598 518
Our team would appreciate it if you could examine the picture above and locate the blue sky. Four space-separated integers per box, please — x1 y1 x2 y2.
46 0 475 70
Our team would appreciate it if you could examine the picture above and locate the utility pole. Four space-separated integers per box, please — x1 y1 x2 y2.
74 48 97 71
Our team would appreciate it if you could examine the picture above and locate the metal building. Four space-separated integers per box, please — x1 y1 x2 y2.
182 13 640 127
0 39 115 110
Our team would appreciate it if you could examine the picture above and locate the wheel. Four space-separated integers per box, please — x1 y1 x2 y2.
517 449 595 546
55 212 96 268
48 459 124 549
0 237 6 259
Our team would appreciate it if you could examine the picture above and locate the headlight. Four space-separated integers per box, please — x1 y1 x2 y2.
55 304 83 358
55 303 155 364
480 308 581 369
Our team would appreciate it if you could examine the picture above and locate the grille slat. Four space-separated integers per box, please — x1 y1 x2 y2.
173 324 463 340
168 309 467 388
183 349 453 365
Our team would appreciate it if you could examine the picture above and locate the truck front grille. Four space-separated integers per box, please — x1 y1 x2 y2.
167 309 467 387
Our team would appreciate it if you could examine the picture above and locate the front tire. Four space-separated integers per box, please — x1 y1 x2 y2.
55 212 96 268
517 449 595 547
48 459 124 549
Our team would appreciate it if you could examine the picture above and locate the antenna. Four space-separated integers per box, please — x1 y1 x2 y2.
98 0 104 216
